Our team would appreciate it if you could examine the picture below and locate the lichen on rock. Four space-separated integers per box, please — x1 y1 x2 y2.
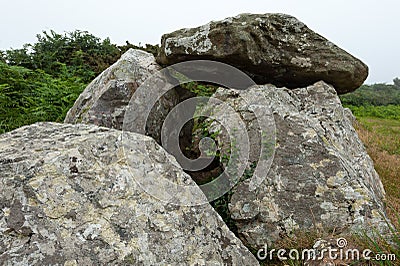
195 81 392 249
157 13 368 94
0 122 258 265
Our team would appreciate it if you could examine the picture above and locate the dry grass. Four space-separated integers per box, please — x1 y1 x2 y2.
355 118 400 228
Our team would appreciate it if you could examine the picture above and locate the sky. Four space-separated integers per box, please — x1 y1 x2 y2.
1 0 398 84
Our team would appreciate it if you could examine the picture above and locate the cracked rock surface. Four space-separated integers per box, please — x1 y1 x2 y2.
64 48 194 145
0 122 258 265
157 13 368 94
201 81 391 249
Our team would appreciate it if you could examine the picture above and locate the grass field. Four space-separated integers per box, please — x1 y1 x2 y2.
352 117 400 265
355 117 400 230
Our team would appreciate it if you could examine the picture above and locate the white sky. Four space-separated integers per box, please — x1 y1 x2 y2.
1 0 399 84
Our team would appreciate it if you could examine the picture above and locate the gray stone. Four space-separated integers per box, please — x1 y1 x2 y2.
0 122 258 265
64 48 194 144
199 81 390 249
157 13 368 94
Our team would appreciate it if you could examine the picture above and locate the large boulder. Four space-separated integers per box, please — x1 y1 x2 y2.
157 13 368 94
0 123 258 265
64 48 194 144
197 81 390 249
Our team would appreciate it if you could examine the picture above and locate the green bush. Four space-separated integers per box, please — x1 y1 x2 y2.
345 105 400 120
340 81 400 107
3 30 118 82
0 62 86 134
0 30 162 135
2 30 159 83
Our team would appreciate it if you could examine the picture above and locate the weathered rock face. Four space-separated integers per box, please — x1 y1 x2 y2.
200 81 389 249
0 123 258 265
157 13 368 94
64 48 194 144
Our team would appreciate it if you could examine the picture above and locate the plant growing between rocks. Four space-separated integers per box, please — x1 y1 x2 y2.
0 12 399 265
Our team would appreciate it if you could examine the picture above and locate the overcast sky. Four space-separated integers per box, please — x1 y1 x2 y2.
1 0 398 84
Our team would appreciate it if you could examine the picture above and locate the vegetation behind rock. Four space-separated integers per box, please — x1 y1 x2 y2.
0 28 399 265
0 30 158 134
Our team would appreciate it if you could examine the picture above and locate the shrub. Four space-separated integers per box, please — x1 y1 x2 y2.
0 62 86 134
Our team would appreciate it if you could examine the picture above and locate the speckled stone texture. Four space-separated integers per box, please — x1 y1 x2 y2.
64 48 194 144
0 123 258 265
199 81 391 249
157 13 368 94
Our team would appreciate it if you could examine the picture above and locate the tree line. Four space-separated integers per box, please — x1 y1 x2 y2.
340 80 400 106
339 79 400 120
